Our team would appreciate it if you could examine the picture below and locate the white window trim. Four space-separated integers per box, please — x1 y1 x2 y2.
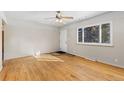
77 21 113 46
77 27 83 44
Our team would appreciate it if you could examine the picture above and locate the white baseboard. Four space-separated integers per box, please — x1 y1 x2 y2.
67 52 96 62
96 59 124 68
67 51 124 68
4 50 59 61
4 54 31 60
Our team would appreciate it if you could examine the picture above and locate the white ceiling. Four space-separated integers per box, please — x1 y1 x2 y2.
4 11 108 27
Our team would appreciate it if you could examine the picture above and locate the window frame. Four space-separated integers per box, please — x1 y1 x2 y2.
77 27 83 44
77 21 113 46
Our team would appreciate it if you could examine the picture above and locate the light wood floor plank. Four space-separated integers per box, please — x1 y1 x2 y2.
0 53 124 81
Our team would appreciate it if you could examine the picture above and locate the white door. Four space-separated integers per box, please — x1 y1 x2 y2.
60 30 67 52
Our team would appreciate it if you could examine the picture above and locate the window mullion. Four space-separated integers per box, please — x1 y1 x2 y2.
82 28 84 43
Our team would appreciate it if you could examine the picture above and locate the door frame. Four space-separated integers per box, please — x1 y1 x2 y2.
2 20 4 66
60 29 67 52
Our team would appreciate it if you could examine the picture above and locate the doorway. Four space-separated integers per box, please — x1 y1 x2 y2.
60 30 67 52
2 20 4 66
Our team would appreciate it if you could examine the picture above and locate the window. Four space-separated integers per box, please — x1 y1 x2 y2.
84 25 99 43
77 22 112 46
101 23 110 43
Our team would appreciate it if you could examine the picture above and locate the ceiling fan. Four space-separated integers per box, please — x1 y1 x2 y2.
44 11 74 23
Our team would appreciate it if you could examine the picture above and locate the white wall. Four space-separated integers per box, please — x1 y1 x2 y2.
0 12 7 24
61 12 124 68
0 18 2 71
5 18 60 59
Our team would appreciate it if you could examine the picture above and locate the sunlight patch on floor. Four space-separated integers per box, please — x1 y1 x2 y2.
34 54 64 62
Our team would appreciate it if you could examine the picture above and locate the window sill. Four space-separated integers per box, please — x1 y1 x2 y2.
77 42 113 47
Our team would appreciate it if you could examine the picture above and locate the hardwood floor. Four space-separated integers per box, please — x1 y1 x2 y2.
0 53 124 81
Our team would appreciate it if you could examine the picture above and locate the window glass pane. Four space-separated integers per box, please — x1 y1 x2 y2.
101 23 110 43
78 28 83 42
84 25 99 43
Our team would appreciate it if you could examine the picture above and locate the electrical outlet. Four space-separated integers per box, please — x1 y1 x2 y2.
114 58 118 62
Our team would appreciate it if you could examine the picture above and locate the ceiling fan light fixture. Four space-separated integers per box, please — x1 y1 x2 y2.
44 11 74 24
56 19 59 22
59 19 63 23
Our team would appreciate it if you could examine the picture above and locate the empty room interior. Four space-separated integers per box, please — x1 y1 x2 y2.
0 11 124 81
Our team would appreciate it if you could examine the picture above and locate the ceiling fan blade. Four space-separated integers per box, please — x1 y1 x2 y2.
56 11 61 13
62 16 74 19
